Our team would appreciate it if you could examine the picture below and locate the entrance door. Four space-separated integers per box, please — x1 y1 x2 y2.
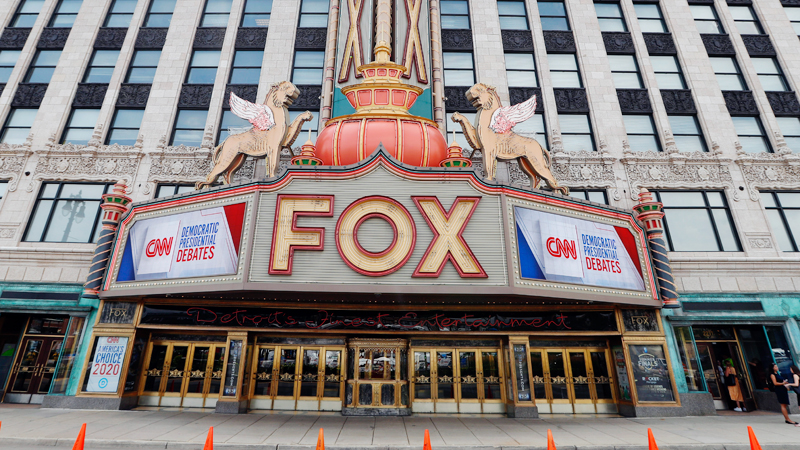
139 342 226 408
410 347 505 413
6 337 63 402
249 344 344 411
530 347 617 414
696 341 754 411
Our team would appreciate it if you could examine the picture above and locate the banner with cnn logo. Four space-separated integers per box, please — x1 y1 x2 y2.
116 203 246 282
514 206 645 291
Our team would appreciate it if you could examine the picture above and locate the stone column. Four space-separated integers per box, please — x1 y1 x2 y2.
83 182 133 298
633 188 679 308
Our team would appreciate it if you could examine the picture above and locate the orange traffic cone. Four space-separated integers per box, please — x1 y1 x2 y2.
647 428 658 450
423 429 432 450
546 429 556 450
72 423 86 450
747 426 762 450
316 428 325 450
203 426 213 450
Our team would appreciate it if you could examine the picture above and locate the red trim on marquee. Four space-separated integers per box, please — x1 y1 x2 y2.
614 225 642 278
352 213 400 258
223 203 246 256
268 194 335 275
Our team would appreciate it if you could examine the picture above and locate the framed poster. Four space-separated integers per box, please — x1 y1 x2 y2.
85 336 129 393
628 344 675 402
613 346 632 402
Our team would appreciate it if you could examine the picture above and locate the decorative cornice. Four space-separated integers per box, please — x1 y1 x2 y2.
94 27 127 49
12 83 49 107
617 89 652 113
135 28 168 49
740 34 776 56
0 28 31 49
193 27 226 49
661 89 696 114
766 91 800 116
501 30 533 52
553 88 588 112
643 33 676 55
441 29 473 51
722 90 759 116
602 32 635 55
543 31 575 53
235 27 268 49
73 83 109 107
735 151 800 201
701 34 735 56
0 143 33 192
550 147 619 193
178 84 214 108
294 27 327 50
117 84 151 107
37 27 70 49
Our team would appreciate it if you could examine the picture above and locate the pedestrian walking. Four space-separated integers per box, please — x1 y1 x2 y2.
769 363 799 426
724 359 745 412
787 365 800 401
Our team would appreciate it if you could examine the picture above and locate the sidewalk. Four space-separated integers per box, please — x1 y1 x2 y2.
1 405 799 450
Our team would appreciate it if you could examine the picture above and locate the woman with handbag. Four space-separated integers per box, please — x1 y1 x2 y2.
724 359 745 412
788 365 800 402
770 363 799 426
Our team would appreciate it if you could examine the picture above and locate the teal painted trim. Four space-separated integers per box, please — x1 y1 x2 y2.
665 315 790 323
407 89 433 120
66 296 100 396
663 320 690 393
332 88 356 118
0 282 87 312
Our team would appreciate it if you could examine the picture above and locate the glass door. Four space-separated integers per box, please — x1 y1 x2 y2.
7 337 64 399
182 344 226 408
531 347 618 414
138 341 225 408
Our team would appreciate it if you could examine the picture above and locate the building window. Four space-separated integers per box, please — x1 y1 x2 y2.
291 50 324 85
446 112 476 148
106 109 144 145
547 54 581 88
651 55 686 89
655 190 741 252
186 50 220 84
49 0 82 28
298 0 328 28
24 182 112 243
559 114 594 151
289 110 320 142
732 116 771 153
0 51 20 83
156 183 195 198
668 115 707 152
515 114 548 148
219 110 251 143
624 115 659 151
62 109 100 144
103 0 136 27
144 0 176 27
609 55 643 89
230 50 263 84
761 191 800 252
83 50 119 83
25 50 61 83
751 58 789 92
538 1 570 31
568 189 607 204
126 50 161 84
11 0 45 28
505 53 537 88
0 108 37 144
634 3 667 33
443 52 475 86
171 109 208 146
201 0 233 27
441 0 470 29
498 0 528 30
776 117 800 153
710 57 746 91
690 5 723 34
595 2 626 32
728 6 763 35
785 7 800 36
242 0 272 27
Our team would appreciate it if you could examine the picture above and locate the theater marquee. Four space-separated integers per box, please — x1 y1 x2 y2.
102 150 660 306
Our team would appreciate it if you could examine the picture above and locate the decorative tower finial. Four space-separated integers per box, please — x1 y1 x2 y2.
440 131 472 168
633 188 680 308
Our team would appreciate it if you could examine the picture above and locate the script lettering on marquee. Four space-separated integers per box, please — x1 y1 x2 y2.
269 195 334 274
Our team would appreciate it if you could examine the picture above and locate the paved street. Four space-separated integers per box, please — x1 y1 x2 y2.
1 405 800 450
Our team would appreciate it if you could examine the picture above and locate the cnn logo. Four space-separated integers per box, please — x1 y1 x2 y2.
146 237 174 257
546 237 577 259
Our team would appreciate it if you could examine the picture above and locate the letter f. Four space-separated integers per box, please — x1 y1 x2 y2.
269 195 334 275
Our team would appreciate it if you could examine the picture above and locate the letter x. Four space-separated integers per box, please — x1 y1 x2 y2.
338 0 365 83
402 0 428 83
412 197 486 277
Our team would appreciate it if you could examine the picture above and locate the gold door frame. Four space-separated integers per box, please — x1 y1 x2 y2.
530 347 618 414
347 339 407 410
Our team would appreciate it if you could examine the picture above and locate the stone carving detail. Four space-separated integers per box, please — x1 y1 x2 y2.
148 144 256 187
0 227 17 239
223 84 258 108
12 83 49 107
294 28 327 49
193 27 227 49
735 152 800 201
0 28 31 49
543 31 576 53
117 84 152 107
94 28 127 49
178 84 214 108
550 149 617 191
292 84 322 109
135 28 168 48
444 86 474 111
643 33 676 55
441 29 473 51
661 89 696 114
38 28 71 49
722 90 759 116
617 89 652 113
501 30 533 52
740 35 776 56
701 34 736 56
0 144 32 192
553 88 589 113
622 150 739 201
602 32 635 54
748 238 772 249
73 84 109 107
766 91 800 116
782 0 800 6
235 27 269 49
509 88 544 113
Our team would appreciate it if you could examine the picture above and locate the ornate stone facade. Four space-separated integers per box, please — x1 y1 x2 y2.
735 151 800 201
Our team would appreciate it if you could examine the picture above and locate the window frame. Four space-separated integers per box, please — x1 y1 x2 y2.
728 5 764 35
24 49 62 83
0 50 21 84
547 53 582 88
609 54 644 89
103 0 136 27
298 0 329 28
48 0 82 28
558 113 595 152
442 51 476 87
22 182 114 244
125 49 161 84
505 52 538 88
10 0 45 28
623 114 661 152
200 0 233 27
668 114 708 153
61 108 100 145
689 4 724 34
760 191 800 252
156 183 196 198
568 189 608 204
751 57 790 92
170 108 209 146
498 0 530 31
538 0 571 31
732 116 772 154
634 3 668 33
0 108 38 144
440 0 471 30
82 49 120 84
594 2 627 32
106 108 145 145
654 190 742 252
651 55 687 90
291 50 325 85
710 56 747 91
144 0 176 27
785 6 800 36
229 49 264 85
776 116 800 153
240 0 272 27
185 50 221 84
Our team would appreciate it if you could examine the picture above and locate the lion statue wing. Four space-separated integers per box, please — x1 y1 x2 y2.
229 92 275 131
489 95 537 134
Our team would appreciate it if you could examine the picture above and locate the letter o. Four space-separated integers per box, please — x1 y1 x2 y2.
336 196 416 276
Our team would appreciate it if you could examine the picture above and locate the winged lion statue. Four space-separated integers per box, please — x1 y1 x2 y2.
450 83 568 195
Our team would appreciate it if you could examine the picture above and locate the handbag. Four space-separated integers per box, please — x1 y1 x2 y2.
725 374 737 386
